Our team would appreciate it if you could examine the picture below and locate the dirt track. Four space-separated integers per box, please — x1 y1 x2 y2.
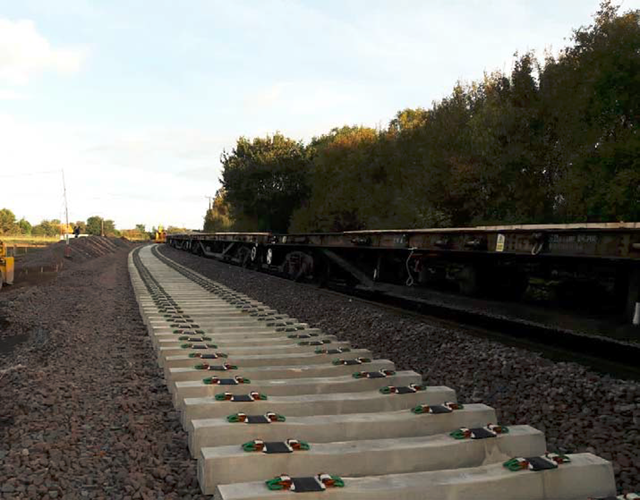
0 244 205 499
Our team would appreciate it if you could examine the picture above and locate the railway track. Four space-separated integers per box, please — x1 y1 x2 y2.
219 260 640 381
324 284 640 381
163 241 640 380
129 244 621 499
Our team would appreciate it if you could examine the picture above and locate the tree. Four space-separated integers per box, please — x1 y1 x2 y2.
0 208 17 235
388 108 429 134
121 223 149 240
166 226 188 234
290 126 379 232
31 220 61 237
218 2 639 230
74 221 87 233
204 189 233 232
542 1 640 221
102 220 118 237
85 216 118 236
121 227 148 240
456 54 555 225
86 216 103 236
17 218 32 235
221 133 312 232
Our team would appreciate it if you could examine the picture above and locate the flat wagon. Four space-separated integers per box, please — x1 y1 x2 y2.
167 223 640 324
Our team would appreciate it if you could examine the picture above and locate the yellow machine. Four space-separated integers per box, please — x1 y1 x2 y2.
154 226 167 244
0 240 15 290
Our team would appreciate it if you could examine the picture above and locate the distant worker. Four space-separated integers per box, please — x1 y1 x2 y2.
73 225 81 238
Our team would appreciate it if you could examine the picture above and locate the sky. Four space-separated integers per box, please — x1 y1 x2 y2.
0 0 638 231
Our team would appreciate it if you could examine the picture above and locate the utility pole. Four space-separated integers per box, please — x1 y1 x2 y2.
62 169 70 245
205 195 214 211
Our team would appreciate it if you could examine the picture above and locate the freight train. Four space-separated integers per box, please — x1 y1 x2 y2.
166 223 640 324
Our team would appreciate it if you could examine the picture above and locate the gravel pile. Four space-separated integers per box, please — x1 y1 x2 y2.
15 237 126 274
160 245 640 494
0 247 206 499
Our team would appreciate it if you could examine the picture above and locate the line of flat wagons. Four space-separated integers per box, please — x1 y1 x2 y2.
167 223 640 324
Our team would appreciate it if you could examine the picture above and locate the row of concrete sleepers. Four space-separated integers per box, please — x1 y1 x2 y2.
129 244 619 500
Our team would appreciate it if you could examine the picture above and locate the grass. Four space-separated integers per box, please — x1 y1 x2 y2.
1 235 60 246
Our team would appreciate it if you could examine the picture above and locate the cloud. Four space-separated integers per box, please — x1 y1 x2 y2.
0 18 88 85
85 128 230 169
0 114 224 229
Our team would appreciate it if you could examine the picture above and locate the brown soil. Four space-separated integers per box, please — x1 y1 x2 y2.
4 237 133 294
15 237 129 271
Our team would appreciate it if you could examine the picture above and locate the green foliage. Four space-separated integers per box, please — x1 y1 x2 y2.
103 220 118 237
204 189 233 232
0 209 34 236
86 216 103 236
218 2 640 231
121 223 149 240
17 218 32 235
291 126 383 232
541 1 640 221
0 208 17 235
221 133 312 232
85 216 119 236
166 226 188 234
1 213 125 239
31 219 62 237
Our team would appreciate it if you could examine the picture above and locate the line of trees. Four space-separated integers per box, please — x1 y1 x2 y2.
0 208 76 237
0 209 152 240
211 2 639 233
